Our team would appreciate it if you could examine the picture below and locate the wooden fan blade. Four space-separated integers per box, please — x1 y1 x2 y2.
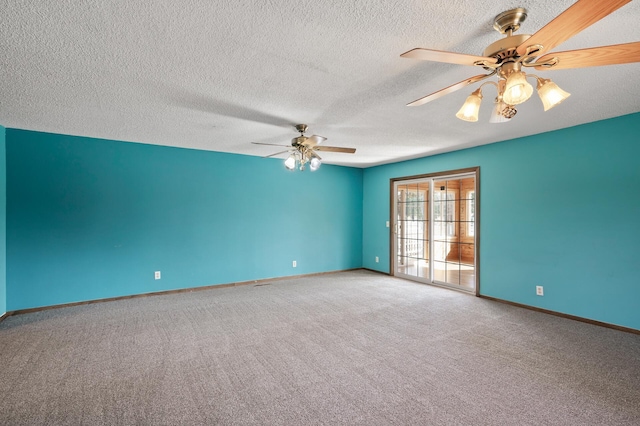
534 41 640 70
516 0 632 57
264 150 291 158
400 48 497 66
314 146 356 154
304 135 327 147
407 73 495 107
251 142 291 147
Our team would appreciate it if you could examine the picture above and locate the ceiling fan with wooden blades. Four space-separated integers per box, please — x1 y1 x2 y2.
252 124 356 171
401 0 640 123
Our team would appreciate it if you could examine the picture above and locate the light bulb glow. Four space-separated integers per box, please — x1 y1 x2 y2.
536 78 571 111
310 157 321 171
284 155 296 170
503 71 534 105
455 89 483 122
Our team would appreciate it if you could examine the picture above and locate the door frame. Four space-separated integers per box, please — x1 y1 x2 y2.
390 167 481 296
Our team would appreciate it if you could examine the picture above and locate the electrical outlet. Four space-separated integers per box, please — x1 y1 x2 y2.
292 260 297 268
536 285 544 296
155 271 161 280
375 256 379 263
386 221 390 228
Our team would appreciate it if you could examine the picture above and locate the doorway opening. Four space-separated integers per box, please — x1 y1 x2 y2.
391 168 479 293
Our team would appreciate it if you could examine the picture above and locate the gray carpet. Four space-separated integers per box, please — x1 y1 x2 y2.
1 270 639 425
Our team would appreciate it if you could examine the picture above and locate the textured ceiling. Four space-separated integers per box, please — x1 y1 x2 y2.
1 0 639 167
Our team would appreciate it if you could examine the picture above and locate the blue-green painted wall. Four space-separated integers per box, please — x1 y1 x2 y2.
363 112 640 330
0 125 5 316
6 129 363 310
4 113 639 330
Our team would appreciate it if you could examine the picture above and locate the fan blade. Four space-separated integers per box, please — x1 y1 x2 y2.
534 41 640 70
314 146 356 154
516 0 632 57
264 150 291 158
304 135 327 147
251 142 291 147
407 72 496 107
400 48 497 66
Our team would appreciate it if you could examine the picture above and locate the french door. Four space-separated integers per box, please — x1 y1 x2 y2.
392 168 478 293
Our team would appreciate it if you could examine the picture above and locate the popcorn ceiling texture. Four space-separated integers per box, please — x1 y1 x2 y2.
1 0 639 166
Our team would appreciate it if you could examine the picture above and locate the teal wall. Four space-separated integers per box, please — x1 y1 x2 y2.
6 129 363 310
0 125 5 316
363 113 640 330
4 113 640 330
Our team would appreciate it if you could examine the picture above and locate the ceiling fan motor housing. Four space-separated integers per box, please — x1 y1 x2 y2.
291 136 307 146
483 34 531 61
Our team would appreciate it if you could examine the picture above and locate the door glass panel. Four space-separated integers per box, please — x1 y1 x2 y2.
433 261 446 283
416 232 429 279
446 262 461 285
396 181 429 280
458 177 476 290
446 242 461 263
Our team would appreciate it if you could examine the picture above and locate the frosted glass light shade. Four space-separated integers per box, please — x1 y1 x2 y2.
284 155 296 170
489 100 511 123
537 78 571 111
503 71 533 105
455 89 483 122
310 157 321 171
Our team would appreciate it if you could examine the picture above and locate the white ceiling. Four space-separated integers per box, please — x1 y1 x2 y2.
1 0 639 167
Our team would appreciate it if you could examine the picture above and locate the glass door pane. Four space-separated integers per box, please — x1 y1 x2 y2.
432 180 450 284
395 181 429 281
432 177 477 290
458 177 476 289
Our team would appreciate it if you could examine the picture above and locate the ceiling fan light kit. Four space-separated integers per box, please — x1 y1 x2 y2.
401 0 639 123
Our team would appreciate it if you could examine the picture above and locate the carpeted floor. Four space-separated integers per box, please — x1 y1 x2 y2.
1 270 639 425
